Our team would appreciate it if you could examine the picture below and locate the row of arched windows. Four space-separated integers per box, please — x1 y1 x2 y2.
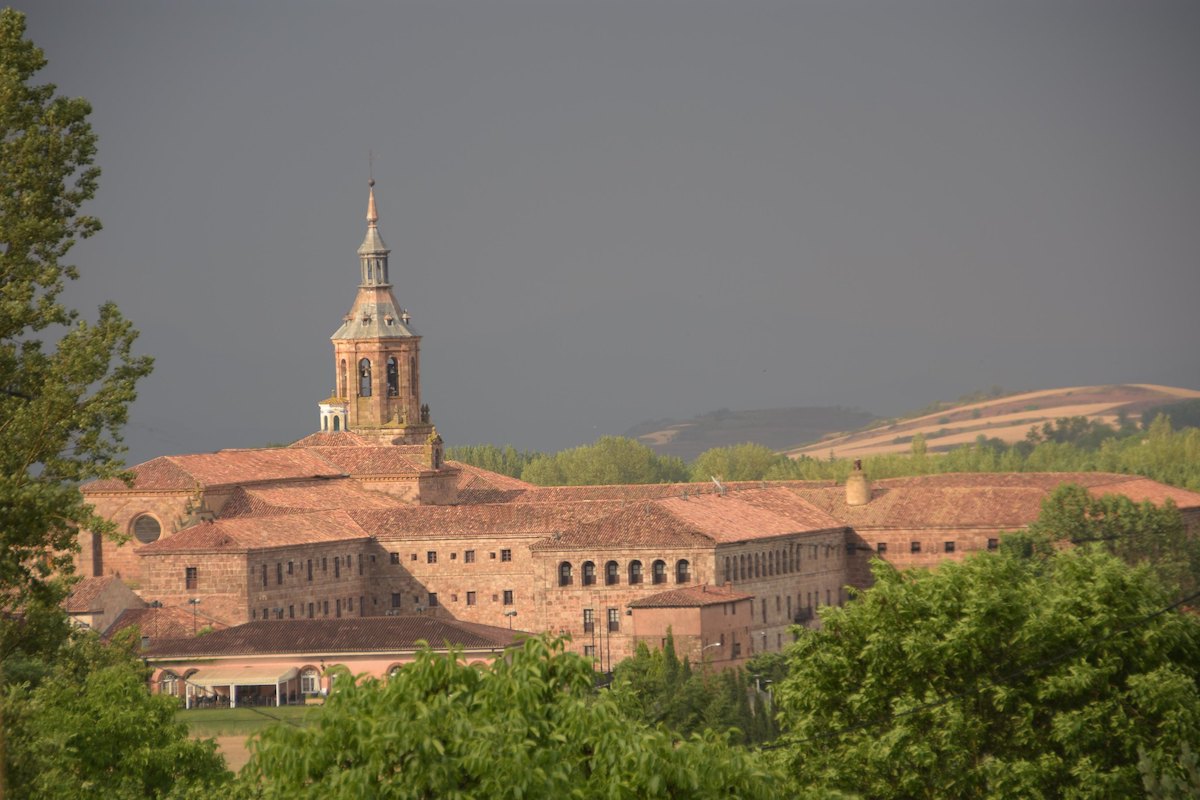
722 542 839 583
340 356 418 399
559 558 690 588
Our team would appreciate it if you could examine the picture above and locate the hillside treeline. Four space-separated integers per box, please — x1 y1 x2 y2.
448 413 1200 491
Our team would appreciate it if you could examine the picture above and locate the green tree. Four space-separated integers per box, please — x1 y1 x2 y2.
445 443 540 479
521 435 688 485
0 8 153 610
238 636 779 799
689 443 790 483
1029 483 1200 595
2 628 230 800
775 547 1200 799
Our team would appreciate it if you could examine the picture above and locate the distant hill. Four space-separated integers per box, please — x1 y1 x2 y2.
786 384 1200 460
624 406 878 462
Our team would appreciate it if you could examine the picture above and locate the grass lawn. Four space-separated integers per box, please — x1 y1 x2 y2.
177 705 316 738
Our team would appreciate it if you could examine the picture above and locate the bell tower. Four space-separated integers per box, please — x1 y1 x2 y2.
326 180 433 444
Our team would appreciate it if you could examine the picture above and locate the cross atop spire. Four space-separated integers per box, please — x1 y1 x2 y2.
366 178 378 225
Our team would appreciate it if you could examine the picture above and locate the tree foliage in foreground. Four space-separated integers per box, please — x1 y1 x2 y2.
1 626 229 800
776 547 1200 799
0 8 153 610
238 636 779 799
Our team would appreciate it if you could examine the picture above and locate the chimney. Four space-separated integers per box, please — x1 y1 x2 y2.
845 459 871 506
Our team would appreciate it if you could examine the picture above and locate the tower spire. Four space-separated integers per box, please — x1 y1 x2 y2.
366 178 378 225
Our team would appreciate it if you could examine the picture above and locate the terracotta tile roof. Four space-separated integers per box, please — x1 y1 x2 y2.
104 606 229 640
65 576 120 613
289 431 372 447
84 449 347 492
629 584 754 608
788 472 1200 529
142 616 521 658
452 463 534 503
137 510 369 555
351 502 609 540
531 489 841 551
217 480 404 518
302 446 435 475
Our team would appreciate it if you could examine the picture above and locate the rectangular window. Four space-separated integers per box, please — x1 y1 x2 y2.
390 552 400 565
761 598 767 621
391 593 401 608
826 589 832 605
607 608 620 633
308 602 314 618
322 557 328 572
276 562 283 585
466 591 476 606
944 541 956 553
500 549 512 562
464 550 475 564
776 596 781 612
261 564 268 587
583 608 594 633
987 538 999 551
503 590 514 605
359 595 365 616
287 561 294 576
262 607 268 619
911 541 921 554
358 554 363 575
348 597 354 612
583 645 595 658
336 599 342 618
876 542 888 554
411 553 417 561
185 567 197 590
307 559 313 581
427 551 437 564
428 592 438 607
288 605 294 619
334 558 341 578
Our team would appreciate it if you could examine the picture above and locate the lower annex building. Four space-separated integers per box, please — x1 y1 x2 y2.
76 183 1200 689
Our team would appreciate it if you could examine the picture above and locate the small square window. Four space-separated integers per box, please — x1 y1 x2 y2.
411 553 418 561
910 541 921 554
464 550 476 564
876 542 888 554
490 552 497 560
427 551 437 564
451 552 457 560
944 541 956 553
987 538 999 551
428 593 438 607
390 552 400 565
500 549 512 562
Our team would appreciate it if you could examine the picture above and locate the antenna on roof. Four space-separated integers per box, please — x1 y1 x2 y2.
711 476 725 497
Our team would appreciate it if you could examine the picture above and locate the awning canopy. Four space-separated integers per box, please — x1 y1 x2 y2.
188 667 298 687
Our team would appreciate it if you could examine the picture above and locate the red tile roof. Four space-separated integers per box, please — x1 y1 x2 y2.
84 449 347 492
351 503 609 540
104 606 229 640
142 616 521 658
629 584 753 608
789 472 1200 529
217 480 404 518
65 576 120 613
137 510 369 555
303 446 433 475
289 431 372 448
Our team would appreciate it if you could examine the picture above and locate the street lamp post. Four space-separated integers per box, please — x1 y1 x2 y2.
187 598 201 635
503 610 517 629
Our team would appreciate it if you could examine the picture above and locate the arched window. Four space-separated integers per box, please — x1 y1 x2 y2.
132 514 161 544
410 356 418 397
724 557 731 583
652 560 667 584
768 551 774 576
158 671 178 697
386 357 399 397
358 358 372 397
582 561 596 586
628 560 643 585
676 559 690 584
301 668 320 695
339 359 347 397
558 561 573 587
332 416 340 431
739 554 746 581
605 561 619 585
754 553 761 578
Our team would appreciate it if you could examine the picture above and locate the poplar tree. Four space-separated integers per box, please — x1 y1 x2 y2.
0 8 153 610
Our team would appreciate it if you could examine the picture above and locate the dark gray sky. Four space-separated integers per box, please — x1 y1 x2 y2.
20 1 1200 464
